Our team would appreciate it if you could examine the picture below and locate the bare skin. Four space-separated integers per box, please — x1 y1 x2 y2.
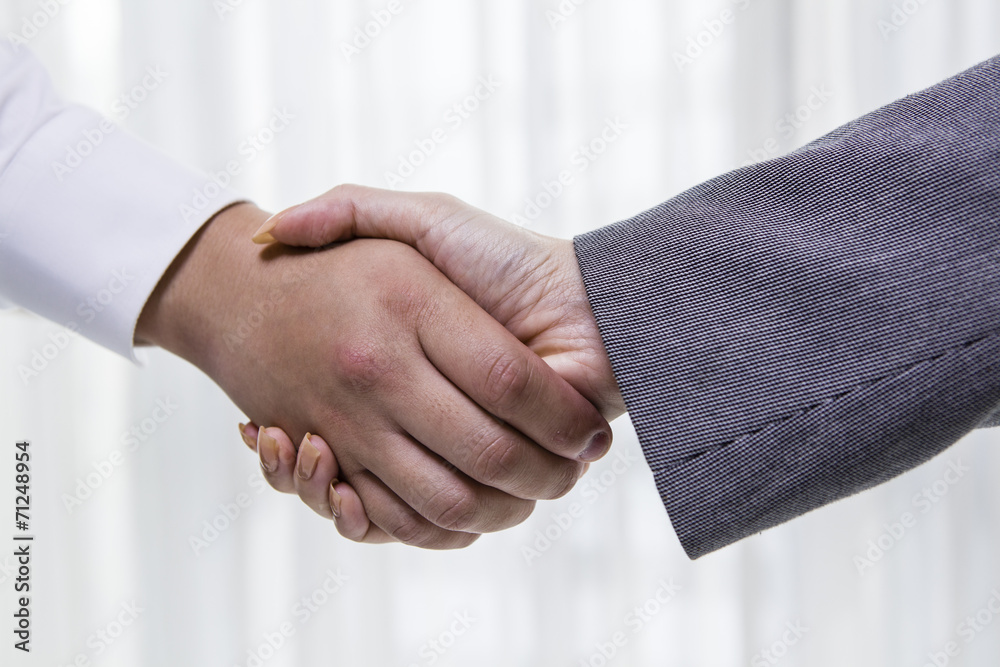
137 201 612 548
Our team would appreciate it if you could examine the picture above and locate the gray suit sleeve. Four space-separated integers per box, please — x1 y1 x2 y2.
574 55 1000 559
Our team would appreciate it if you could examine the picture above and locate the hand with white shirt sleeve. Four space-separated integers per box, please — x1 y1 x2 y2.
2 46 613 549
133 201 612 548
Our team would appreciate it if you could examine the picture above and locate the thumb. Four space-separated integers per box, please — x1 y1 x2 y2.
250 191 360 247
250 184 451 252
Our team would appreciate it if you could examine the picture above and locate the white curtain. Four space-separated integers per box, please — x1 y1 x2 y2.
2 1 1000 665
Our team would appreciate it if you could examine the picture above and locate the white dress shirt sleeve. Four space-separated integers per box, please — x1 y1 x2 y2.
0 44 245 362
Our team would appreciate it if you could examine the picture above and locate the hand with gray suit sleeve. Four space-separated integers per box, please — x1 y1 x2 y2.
250 54 1000 559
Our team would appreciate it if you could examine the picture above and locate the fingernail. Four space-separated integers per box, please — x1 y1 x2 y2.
238 423 256 450
297 433 321 481
579 431 611 462
251 213 282 244
258 428 279 473
329 480 342 518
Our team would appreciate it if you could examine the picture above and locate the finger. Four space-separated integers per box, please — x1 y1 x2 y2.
253 184 484 263
239 422 259 451
346 469 482 550
418 292 612 462
254 428 390 543
257 192 612 460
258 426 298 494
330 480 395 544
291 432 341 519
395 356 585 501
356 429 536 535
292 432 373 530
252 184 462 253
256 186 536 317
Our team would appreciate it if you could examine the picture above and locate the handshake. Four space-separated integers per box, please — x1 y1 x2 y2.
123 55 1000 561
136 184 628 549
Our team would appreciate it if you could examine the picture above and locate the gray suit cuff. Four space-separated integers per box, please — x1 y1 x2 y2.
574 54 1000 559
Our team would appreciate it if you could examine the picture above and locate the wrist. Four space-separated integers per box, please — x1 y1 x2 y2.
136 202 271 377
550 238 627 420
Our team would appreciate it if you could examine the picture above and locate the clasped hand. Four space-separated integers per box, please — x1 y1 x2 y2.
140 185 624 549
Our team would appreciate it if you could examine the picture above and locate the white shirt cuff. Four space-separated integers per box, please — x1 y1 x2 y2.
0 45 245 362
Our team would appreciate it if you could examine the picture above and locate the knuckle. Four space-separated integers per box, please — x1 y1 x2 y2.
471 432 523 486
423 191 462 212
548 461 585 500
423 486 479 532
331 341 393 393
328 183 353 197
384 515 430 547
481 353 533 411
328 182 365 203
380 278 433 323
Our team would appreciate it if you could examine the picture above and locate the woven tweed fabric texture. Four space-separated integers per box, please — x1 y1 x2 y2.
574 55 1000 559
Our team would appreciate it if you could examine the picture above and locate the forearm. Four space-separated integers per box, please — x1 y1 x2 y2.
576 53 1000 558
136 202 270 379
0 44 244 358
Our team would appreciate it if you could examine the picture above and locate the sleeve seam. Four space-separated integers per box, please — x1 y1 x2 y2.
688 328 1000 464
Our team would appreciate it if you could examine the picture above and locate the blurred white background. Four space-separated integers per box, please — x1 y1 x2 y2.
2 0 1000 665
